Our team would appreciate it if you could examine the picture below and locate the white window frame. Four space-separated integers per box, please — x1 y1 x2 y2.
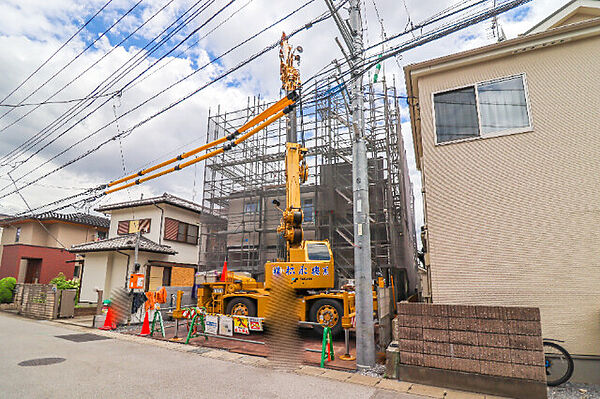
432 73 533 146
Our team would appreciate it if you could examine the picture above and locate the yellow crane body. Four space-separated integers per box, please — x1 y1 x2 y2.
114 35 377 334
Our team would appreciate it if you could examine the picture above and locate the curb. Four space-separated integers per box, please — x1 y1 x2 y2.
41 316 510 399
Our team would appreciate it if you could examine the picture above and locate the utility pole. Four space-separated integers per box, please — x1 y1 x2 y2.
348 0 375 370
325 0 375 369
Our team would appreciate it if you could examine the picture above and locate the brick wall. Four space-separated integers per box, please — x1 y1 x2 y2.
13 283 59 319
394 303 545 383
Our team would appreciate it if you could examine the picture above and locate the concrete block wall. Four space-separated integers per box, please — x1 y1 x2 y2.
13 283 59 319
395 303 545 383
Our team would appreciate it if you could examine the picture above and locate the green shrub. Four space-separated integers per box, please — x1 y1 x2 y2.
50 273 79 290
0 277 17 303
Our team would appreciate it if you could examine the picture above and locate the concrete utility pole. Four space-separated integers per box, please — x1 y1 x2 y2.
348 0 375 370
324 0 378 369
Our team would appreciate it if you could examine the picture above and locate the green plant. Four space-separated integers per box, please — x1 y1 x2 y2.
50 273 80 304
0 277 17 303
50 273 79 290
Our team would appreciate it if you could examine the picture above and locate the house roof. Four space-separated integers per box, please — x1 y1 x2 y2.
69 234 176 254
525 0 600 34
0 212 109 229
96 192 207 214
404 4 600 170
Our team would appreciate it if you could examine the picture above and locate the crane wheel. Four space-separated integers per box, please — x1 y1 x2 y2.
226 297 257 317
309 299 343 336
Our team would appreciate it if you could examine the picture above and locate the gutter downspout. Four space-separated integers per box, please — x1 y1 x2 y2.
116 250 131 289
153 204 165 245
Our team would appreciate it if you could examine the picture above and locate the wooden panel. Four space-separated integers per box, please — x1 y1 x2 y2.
164 218 178 241
117 220 129 235
171 267 195 287
139 218 151 233
148 266 164 291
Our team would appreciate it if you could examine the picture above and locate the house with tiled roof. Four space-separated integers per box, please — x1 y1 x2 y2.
0 212 109 284
71 193 224 303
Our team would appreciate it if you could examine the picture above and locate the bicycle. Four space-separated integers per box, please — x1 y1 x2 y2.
543 338 574 386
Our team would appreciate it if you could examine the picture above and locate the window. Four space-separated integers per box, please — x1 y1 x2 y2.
97 231 107 240
434 75 531 144
307 243 330 261
244 201 259 214
164 217 199 244
301 198 314 223
117 219 151 235
15 227 21 242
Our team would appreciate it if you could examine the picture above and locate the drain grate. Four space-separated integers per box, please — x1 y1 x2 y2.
188 347 212 354
18 358 66 367
55 333 111 343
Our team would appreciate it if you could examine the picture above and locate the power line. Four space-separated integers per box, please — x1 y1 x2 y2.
0 0 145 125
0 0 115 105
129 0 256 91
7 171 68 249
0 92 120 108
0 0 177 139
0 0 339 208
0 0 319 186
0 0 225 175
0 0 208 167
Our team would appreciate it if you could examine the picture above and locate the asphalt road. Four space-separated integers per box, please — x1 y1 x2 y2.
0 313 414 398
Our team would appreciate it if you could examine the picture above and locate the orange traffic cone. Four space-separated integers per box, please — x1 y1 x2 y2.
99 307 116 330
220 260 228 282
140 310 150 336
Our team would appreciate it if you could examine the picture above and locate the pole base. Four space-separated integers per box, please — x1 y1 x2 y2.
339 354 356 361
170 337 182 342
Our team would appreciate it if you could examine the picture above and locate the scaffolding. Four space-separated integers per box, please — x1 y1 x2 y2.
200 77 418 298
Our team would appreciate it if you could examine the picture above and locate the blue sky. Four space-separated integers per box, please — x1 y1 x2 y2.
0 0 572 238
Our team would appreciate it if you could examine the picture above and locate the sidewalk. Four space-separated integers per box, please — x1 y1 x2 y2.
44 314 510 399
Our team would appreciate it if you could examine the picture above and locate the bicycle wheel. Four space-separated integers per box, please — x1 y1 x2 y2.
544 341 574 386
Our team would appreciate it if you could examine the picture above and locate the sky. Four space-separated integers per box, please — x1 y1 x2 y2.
0 0 570 245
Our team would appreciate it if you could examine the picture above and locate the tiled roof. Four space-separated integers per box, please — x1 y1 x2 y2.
0 212 109 229
96 192 207 214
69 234 176 254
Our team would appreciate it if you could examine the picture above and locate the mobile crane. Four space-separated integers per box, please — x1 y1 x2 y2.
106 33 374 335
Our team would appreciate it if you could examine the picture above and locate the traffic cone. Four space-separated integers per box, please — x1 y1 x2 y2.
140 310 150 336
220 260 228 282
99 307 116 330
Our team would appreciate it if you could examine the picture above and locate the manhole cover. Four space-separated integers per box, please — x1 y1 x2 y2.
18 358 66 367
55 333 111 343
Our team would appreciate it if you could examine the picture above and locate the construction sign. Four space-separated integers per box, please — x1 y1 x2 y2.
233 316 249 335
248 317 263 332
205 315 219 335
219 315 233 336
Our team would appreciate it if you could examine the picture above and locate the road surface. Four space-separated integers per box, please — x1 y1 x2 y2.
0 312 416 398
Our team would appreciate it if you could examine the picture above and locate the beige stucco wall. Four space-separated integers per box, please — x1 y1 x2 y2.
80 250 172 302
105 204 201 265
416 35 600 356
162 204 202 265
1 221 104 249
80 252 110 302
107 205 161 241
47 223 99 248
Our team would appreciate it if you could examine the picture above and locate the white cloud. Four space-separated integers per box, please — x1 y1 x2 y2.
0 0 565 244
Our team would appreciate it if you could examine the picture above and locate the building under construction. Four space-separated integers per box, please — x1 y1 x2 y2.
199 77 419 300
